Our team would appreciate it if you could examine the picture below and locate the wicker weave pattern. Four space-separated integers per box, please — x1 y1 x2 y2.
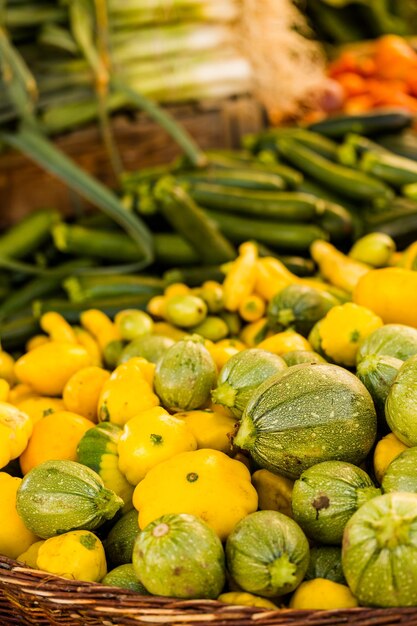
1 556 417 626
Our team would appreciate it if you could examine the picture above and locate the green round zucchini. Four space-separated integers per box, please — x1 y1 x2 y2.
211 348 287 418
154 335 217 412
225 510 309 598
267 283 338 336
16 459 124 538
132 513 225 599
291 460 381 545
234 363 377 478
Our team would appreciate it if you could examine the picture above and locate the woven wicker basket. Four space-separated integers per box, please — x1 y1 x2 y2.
1 555 417 626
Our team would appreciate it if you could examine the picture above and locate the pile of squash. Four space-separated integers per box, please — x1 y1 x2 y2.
2 235 417 610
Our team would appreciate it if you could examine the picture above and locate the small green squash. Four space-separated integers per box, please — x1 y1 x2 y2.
132 513 225 599
342 492 417 607
16 460 123 539
102 564 149 593
118 334 175 365
104 508 140 569
356 354 402 429
211 348 287 418
385 355 417 446
382 447 417 494
267 284 338 336
154 335 217 412
234 363 377 479
77 422 134 512
291 461 381 545
356 323 417 364
225 510 309 598
282 350 327 367
304 546 345 584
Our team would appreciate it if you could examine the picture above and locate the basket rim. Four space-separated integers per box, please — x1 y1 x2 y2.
2 554 417 626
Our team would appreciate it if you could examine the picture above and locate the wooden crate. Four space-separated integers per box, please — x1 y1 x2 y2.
0 96 265 229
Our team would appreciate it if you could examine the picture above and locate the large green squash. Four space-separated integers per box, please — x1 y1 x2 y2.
118 334 174 365
267 283 338 336
291 461 381 545
154 335 217 412
282 350 327 367
16 460 123 538
304 546 345 584
342 492 417 607
385 354 417 446
234 363 377 479
104 508 140 568
356 354 402 430
225 510 309 598
132 513 225 599
211 348 287 418
356 323 417 364
382 447 417 494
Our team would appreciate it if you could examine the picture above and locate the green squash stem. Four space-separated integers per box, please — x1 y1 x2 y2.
268 553 298 590
96 488 124 521
373 516 412 551
211 382 237 409
356 486 382 509
233 414 257 451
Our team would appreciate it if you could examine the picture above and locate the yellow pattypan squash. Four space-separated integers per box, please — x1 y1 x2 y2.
97 358 159 426
289 578 358 610
218 592 278 610
15 396 66 426
37 530 107 582
173 409 236 455
17 540 45 567
118 407 197 485
208 339 246 371
251 469 294 518
0 402 33 469
14 342 92 396
133 448 258 540
63 366 110 422
0 350 16 385
0 473 38 559
319 302 383 366
373 432 409 484
0 379 9 403
257 330 312 355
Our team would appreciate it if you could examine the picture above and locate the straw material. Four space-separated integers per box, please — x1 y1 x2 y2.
1 555 417 626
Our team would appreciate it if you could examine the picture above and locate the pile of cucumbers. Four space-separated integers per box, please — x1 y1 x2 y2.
124 108 417 256
1 109 417 349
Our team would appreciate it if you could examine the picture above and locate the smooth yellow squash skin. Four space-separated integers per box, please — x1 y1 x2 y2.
133 449 258 540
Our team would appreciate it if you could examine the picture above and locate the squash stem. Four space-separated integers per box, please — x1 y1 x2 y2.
268 553 297 591
233 414 257 451
211 382 237 410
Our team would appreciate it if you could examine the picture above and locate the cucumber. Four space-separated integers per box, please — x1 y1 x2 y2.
205 210 328 253
308 109 414 138
0 209 60 260
361 150 417 187
63 274 164 303
154 178 236 265
276 137 394 203
163 265 225 287
250 127 339 160
376 130 417 161
177 168 287 191
188 183 320 221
